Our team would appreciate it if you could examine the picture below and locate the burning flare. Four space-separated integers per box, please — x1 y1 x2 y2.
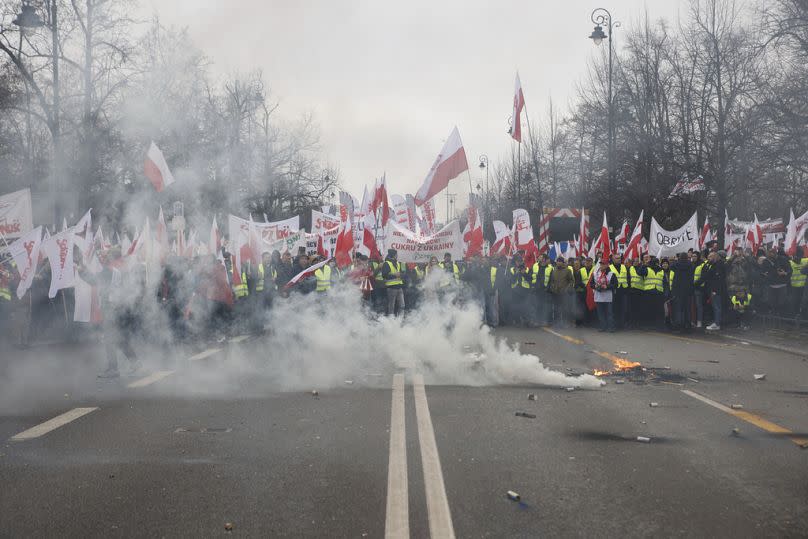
592 354 641 376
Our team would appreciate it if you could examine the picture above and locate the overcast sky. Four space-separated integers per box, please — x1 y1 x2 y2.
147 0 685 212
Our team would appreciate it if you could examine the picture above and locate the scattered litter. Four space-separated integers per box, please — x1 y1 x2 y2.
636 436 651 443
344 380 354 385
614 380 625 385
618 351 628 355
731 428 740 437
224 522 234 532
311 390 319 397
64 394 69 398
740 341 750 345
108 474 115 479
649 402 659 408
506 490 521 502
687 377 700 383
709 360 720 363
662 366 671 370
568 456 575 460
753 374 766 381
523 341 536 345
515 411 536 419
527 393 537 401
565 387 575 392
640 420 647 425
730 404 744 410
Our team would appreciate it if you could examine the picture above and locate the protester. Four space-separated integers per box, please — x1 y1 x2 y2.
592 258 617 332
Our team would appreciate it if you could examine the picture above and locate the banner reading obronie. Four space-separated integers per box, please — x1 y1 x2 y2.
649 212 698 257
386 220 462 263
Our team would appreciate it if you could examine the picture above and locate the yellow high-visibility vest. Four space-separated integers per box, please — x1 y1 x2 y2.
731 293 752 311
629 266 644 290
385 260 404 286
644 268 659 292
790 259 807 288
609 264 629 288
314 265 332 292
510 267 531 289
256 264 265 292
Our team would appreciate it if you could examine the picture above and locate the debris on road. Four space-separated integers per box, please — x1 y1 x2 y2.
618 351 628 355
614 380 625 384
224 522 234 531
515 411 536 419
649 402 659 408
506 490 521 502
311 390 319 396
344 380 354 385
523 341 536 345
527 393 536 401
565 387 575 392
687 377 700 383
636 436 651 443
753 374 766 381
731 428 741 436
731 404 744 409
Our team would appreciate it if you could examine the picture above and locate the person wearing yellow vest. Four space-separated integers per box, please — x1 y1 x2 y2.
641 254 663 328
609 253 629 329
730 287 753 329
381 248 406 316
691 251 706 328
789 256 807 316
438 253 460 289
507 254 532 326
531 254 553 326
314 260 334 293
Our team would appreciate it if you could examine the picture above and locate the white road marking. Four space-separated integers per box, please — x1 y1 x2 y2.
412 374 456 539
681 389 734 413
127 370 176 388
187 348 221 361
229 335 250 343
11 407 99 441
385 374 409 539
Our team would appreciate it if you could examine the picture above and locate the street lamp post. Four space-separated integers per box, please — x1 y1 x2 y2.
14 0 60 227
589 8 620 203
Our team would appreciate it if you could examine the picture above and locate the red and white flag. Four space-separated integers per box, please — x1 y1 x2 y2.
285 258 331 290
624 211 644 260
724 210 735 254
509 73 525 143
41 228 75 298
614 219 629 248
370 176 391 226
334 213 355 268
360 213 382 261
490 220 512 256
462 194 484 259
578 208 589 257
144 141 176 192
785 209 798 256
8 226 43 299
415 126 469 205
746 214 763 253
589 212 611 261
699 216 714 249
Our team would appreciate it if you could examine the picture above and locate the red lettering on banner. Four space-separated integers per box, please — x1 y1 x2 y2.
57 238 68 270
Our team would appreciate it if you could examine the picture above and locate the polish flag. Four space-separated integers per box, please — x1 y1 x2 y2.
509 73 526 143
415 126 469 206
285 257 331 290
785 209 798 256
360 213 382 261
746 214 763 253
589 212 611 261
462 195 484 259
490 220 512 256
334 215 355 268
699 216 714 249
624 211 644 260
144 141 175 192
578 208 589 257
371 176 391 226
614 219 629 248
724 210 734 253
512 208 539 267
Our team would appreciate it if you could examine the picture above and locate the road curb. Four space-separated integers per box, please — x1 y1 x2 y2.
717 333 808 358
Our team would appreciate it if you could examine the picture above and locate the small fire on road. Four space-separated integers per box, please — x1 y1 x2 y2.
593 353 641 376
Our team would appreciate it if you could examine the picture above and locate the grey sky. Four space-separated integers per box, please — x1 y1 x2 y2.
147 0 684 206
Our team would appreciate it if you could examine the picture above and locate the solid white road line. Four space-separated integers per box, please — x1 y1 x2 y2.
11 407 99 441
385 373 409 539
412 374 456 539
681 389 734 413
127 370 176 388
187 348 221 361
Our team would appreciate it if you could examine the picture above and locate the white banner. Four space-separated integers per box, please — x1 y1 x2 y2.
41 228 75 298
386 220 463 263
311 209 339 235
0 188 33 239
649 213 698 257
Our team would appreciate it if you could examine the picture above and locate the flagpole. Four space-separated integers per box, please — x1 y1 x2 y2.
522 103 546 252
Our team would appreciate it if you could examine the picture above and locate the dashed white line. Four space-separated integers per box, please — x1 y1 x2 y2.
127 370 176 388
11 407 99 441
187 348 221 361
413 374 455 539
385 373 409 539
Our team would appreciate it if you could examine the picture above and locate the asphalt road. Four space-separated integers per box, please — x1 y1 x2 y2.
1 326 807 538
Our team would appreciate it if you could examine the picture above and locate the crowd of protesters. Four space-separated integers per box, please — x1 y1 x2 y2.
1 238 806 376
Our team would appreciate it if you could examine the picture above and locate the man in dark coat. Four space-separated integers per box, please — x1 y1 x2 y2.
670 252 694 331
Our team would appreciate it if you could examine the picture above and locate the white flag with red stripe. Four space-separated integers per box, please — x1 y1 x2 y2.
624 211 644 260
509 73 525 143
588 212 611 261
578 208 589 257
285 258 330 290
144 141 176 192
490 220 512 256
462 194 484 259
8 226 43 299
41 228 75 298
415 127 469 205
699 215 714 249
